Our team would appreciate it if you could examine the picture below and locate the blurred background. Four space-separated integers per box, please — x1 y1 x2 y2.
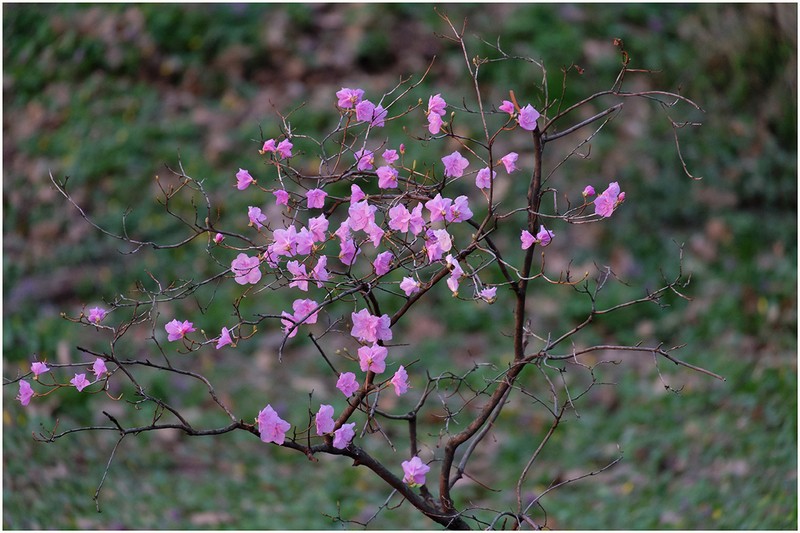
3 4 796 529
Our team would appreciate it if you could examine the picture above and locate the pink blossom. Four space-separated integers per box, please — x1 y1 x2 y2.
356 100 386 126
520 229 536 250
276 139 293 159
92 358 108 378
390 366 409 396
295 227 314 256
71 373 91 392
306 189 327 209
350 184 366 203
165 319 196 342
400 277 421 297
287 260 309 291
351 309 392 344
348 200 377 231
408 203 426 235
518 104 540 131
479 287 497 303
315 404 335 435
257 404 291 445
425 194 452 223
364 222 384 247
425 231 445 263
535 225 555 247
248 206 267 229
231 253 262 285
370 105 387 128
336 372 359 397
213 232 225 244
333 422 356 449
334 220 351 243
618 191 626 203
499 100 516 115
447 275 459 295
312 256 330 288
216 326 234 349
261 139 277 153
594 182 623 218
388 204 412 233
336 87 364 109
432 229 453 253
475 167 496 189
88 307 107 324
500 152 519 173
281 298 319 338
274 189 289 206
441 151 469 178
355 149 375 171
446 195 472 223
271 226 299 258
401 456 430 486
446 254 463 278
373 251 393 276
338 239 359 266
382 149 399 164
582 185 596 197
377 166 399 189
427 93 447 116
17 380 34 405
236 168 255 190
427 113 443 135
31 362 50 378
358 344 388 374
308 214 329 242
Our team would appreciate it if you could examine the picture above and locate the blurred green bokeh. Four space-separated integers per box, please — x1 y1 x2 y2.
3 4 796 529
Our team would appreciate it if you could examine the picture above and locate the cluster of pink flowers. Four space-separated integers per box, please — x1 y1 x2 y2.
499 99 540 131
17 356 113 406
337 87 386 128
521 225 555 249
591 181 626 218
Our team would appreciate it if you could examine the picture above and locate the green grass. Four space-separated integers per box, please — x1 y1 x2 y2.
4 3 796 530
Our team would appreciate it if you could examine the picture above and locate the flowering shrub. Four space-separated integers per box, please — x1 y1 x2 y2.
7 18 721 530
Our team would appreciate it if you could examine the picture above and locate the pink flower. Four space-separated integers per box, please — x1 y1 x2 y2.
475 167 496 189
427 93 447 116
427 113 443 135
500 152 519 173
373 251 393 276
401 456 430 486
582 185 596 197
17 380 33 406
336 372 359 397
535 225 554 247
236 168 255 190
441 151 469 178
348 200 377 231
213 232 225 244
336 87 364 109
257 404 291 445
377 166 399 189
364 222 384 247
333 422 356 449
248 206 267 229
351 309 392 344
271 226 299 258
391 366 409 396
350 184 366 203
400 277 421 297
358 344 388 374
281 298 319 338
274 189 289 206
520 229 536 250
479 287 497 303
306 189 327 209
355 100 376 123
425 194 452 223
276 139 293 159
594 182 623 218
425 231 445 263
231 253 262 285
216 326 234 349
408 203 426 235
261 139 277 153
71 373 91 392
355 149 375 171
518 104 540 131
31 362 50 378
499 100 516 115
446 195 472 223
370 105 387 128
388 204 412 233
308 214 329 242
432 229 453 253
338 239 359 266
295 228 314 255
334 220 351 242
91 358 108 378
382 149 399 164
287 260 309 291
447 276 460 295
312 256 330 287
165 319 195 342
88 307 107 324
315 404 335 435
